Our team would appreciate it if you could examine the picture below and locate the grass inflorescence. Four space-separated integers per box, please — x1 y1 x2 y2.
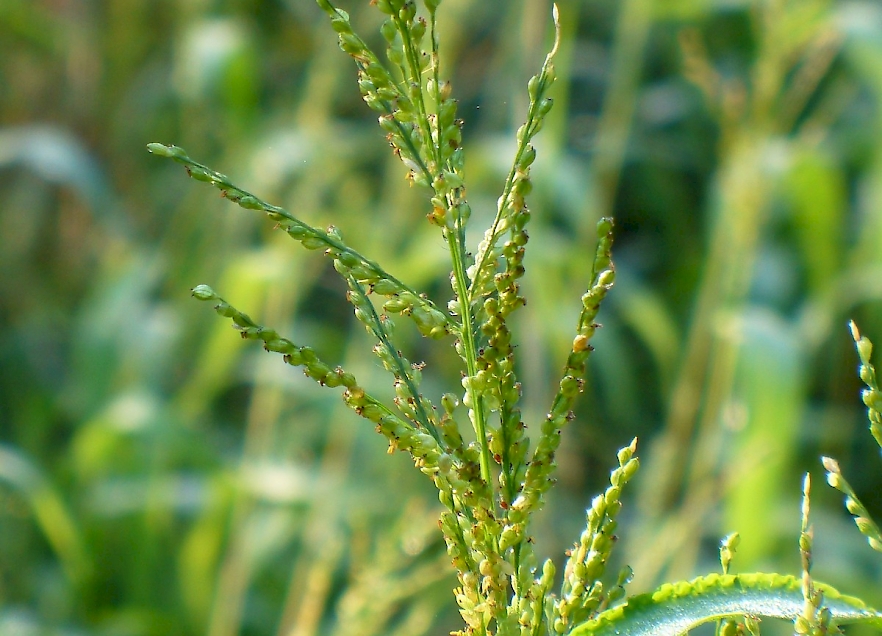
151 2 636 634
149 1 882 635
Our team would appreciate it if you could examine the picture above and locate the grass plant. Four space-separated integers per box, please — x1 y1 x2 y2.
147 1 882 634
4 0 882 635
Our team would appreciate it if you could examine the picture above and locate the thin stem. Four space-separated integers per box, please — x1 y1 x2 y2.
148 144 433 304
368 70 435 182
423 0 492 482
468 9 560 301
429 8 442 131
394 13 439 170
447 229 493 486
347 276 440 442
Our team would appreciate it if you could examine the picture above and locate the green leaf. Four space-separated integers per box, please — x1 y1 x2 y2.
569 573 882 636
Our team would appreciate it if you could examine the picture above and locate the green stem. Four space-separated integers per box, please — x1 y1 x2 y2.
468 17 559 300
447 231 493 487
394 14 439 170
147 143 433 305
363 75 434 183
347 277 440 442
429 8 442 128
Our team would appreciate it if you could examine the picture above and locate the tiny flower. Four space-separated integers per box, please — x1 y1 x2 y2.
191 285 216 301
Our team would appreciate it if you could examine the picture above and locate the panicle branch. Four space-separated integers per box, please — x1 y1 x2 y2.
146 143 451 340
554 439 638 632
818 322 882 555
508 218 615 526
794 474 834 636
468 5 561 306
822 455 882 554
849 321 882 450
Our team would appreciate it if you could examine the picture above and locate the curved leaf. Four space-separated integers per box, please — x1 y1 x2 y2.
569 572 882 636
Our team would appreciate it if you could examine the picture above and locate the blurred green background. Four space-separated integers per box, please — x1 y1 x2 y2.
3 0 882 634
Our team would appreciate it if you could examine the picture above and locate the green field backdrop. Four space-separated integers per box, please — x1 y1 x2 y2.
2 0 882 634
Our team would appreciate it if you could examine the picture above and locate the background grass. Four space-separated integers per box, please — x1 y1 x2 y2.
3 0 882 634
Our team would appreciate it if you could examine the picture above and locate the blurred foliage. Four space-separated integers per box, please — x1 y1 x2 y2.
2 0 882 634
